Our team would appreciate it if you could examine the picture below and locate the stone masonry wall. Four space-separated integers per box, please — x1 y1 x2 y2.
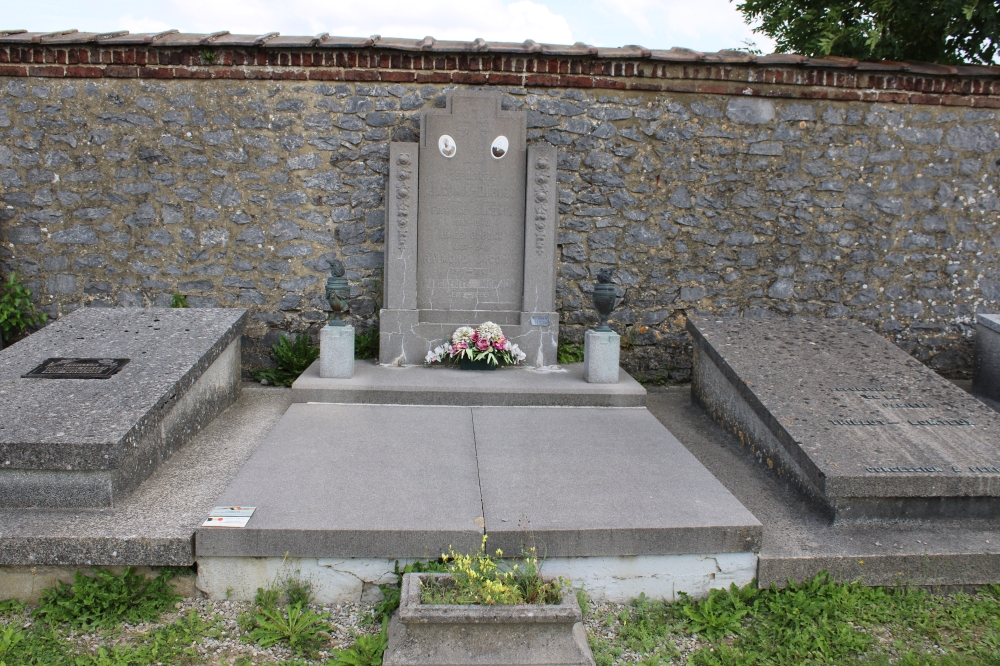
1 71 999 380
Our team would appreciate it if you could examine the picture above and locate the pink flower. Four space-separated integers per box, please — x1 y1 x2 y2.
476 338 490 351
493 340 504 350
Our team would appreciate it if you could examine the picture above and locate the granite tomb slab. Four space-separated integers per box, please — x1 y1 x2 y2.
0 307 246 508
689 316 1000 521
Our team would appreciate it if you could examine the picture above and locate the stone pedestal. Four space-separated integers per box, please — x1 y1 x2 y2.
320 325 354 379
973 315 1000 403
583 330 620 384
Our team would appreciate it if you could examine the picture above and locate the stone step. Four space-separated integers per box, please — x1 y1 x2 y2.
291 359 647 407
0 307 246 508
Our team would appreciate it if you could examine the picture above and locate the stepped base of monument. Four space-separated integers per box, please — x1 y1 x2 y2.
291 359 647 407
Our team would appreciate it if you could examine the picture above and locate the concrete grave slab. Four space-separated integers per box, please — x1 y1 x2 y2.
292 359 646 407
198 402 760 566
472 407 762 557
195 403 485 559
0 307 246 508
689 316 1000 521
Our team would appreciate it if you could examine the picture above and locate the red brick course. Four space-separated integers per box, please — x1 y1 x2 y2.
0 45 997 106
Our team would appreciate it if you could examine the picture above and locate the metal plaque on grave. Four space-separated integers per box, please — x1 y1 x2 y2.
416 92 527 324
22 357 130 379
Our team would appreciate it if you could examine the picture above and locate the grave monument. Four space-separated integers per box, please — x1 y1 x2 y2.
0 308 246 508
689 316 1000 522
380 91 559 367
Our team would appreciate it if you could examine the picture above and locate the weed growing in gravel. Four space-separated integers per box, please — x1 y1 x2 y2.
329 628 389 666
34 567 182 630
250 603 330 655
0 604 219 666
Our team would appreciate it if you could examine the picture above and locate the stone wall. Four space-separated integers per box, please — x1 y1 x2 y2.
1 47 999 380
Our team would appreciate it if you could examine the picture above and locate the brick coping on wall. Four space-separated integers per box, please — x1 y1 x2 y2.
1 29 998 107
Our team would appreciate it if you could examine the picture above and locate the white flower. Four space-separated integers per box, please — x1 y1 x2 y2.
503 339 512 351
424 349 439 364
477 321 503 342
452 326 475 345
510 343 526 363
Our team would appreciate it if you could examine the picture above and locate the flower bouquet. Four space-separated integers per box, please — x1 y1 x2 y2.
424 321 527 369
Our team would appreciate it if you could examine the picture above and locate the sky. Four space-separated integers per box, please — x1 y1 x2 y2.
2 0 776 53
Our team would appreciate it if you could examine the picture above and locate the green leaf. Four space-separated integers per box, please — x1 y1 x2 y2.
252 334 320 387
0 273 47 345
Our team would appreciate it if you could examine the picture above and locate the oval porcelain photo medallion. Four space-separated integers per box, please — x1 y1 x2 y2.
438 134 456 158
491 135 508 159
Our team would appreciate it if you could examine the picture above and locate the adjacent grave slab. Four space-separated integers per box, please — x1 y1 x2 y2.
0 307 246 508
291 359 646 407
0 386 292 567
688 316 1000 521
195 403 761 560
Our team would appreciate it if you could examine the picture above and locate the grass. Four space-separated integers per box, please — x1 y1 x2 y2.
0 567 385 665
4 570 1000 664
587 574 1000 665
34 567 181 630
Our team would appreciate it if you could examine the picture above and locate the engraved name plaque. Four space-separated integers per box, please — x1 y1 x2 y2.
23 358 130 379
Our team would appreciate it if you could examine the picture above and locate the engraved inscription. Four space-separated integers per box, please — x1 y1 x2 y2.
908 418 974 426
829 419 897 426
530 157 550 256
970 466 1000 473
416 94 526 314
530 315 550 326
395 153 413 252
883 402 933 408
867 466 943 473
831 387 887 392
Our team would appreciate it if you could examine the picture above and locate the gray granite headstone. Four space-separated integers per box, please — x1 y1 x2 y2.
381 91 558 366
688 316 1000 522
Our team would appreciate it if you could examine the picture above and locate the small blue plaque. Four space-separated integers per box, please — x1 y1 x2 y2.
530 315 550 326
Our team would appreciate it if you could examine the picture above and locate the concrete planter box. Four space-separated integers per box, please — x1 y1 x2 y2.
384 572 595 666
